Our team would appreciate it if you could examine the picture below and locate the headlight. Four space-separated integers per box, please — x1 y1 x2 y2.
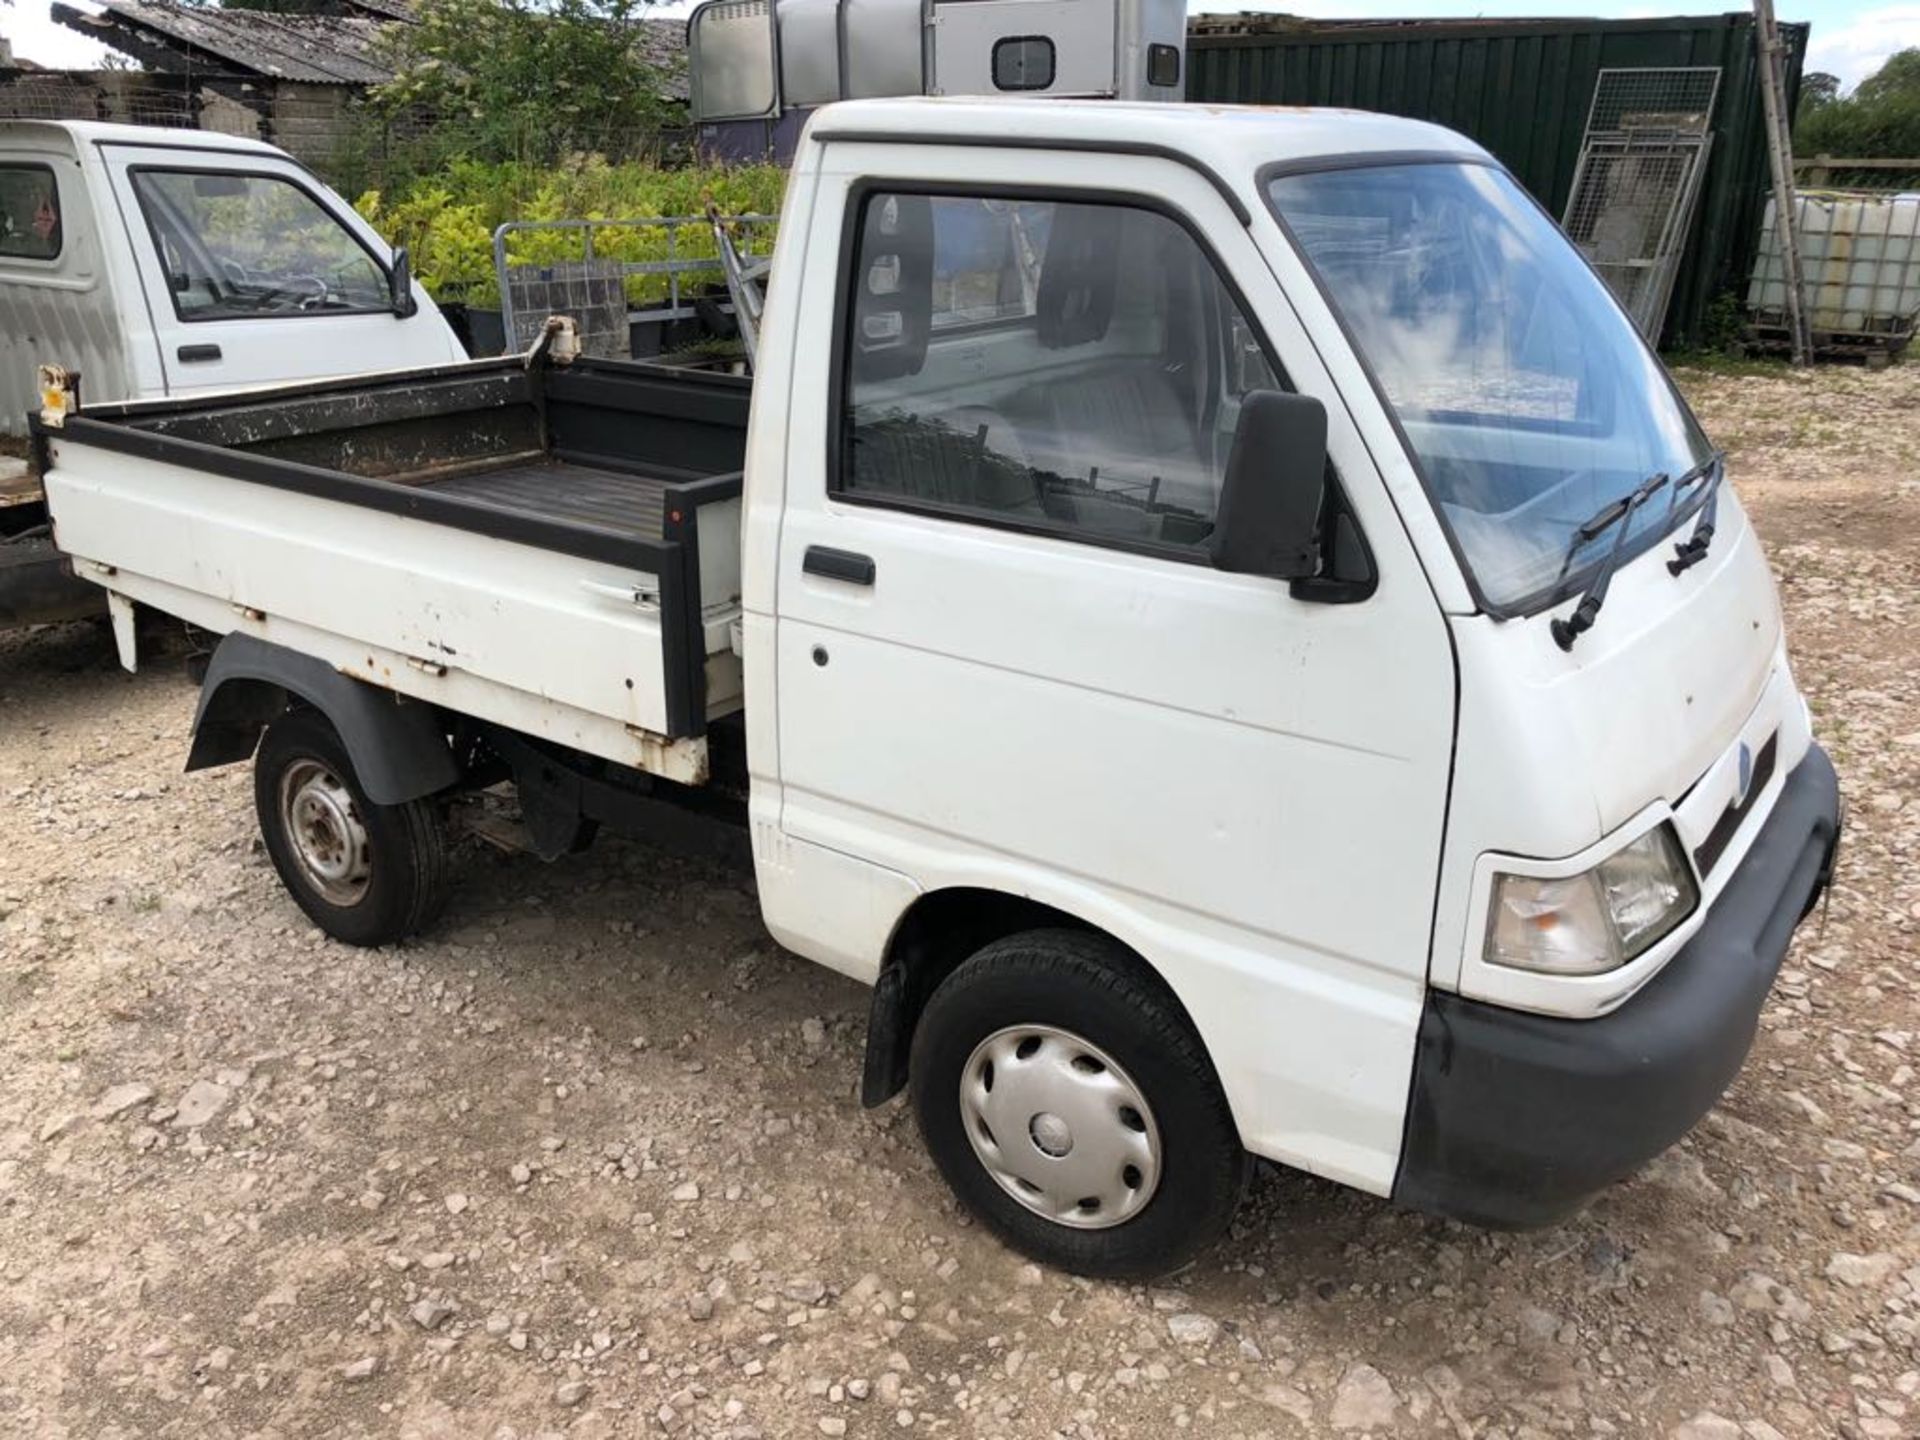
1486 825 1698 976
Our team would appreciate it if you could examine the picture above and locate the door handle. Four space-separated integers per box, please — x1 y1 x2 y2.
176 344 222 363
803 546 876 586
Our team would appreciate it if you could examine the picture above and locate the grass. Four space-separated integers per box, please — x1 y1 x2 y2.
1665 350 1799 379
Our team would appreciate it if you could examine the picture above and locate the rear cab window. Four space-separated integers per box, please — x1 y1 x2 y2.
129 168 389 322
0 164 63 261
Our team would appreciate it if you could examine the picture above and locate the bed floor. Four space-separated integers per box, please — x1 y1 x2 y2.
424 458 675 537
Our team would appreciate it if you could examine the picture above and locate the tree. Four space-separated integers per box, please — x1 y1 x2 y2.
363 0 677 174
1855 48 1920 105
1798 50 1920 159
1798 71 1840 112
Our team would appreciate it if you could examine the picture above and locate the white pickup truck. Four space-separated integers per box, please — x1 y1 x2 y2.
0 120 463 628
38 99 1843 1277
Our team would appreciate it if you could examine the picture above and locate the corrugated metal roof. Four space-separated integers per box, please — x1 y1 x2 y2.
53 2 686 96
54 0 395 84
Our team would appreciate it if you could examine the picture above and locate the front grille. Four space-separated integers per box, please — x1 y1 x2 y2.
1694 733 1779 878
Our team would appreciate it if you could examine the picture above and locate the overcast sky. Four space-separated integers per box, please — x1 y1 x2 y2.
2 0 1911 93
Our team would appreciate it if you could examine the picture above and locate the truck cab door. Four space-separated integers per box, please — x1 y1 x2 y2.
761 145 1458 1194
98 143 454 395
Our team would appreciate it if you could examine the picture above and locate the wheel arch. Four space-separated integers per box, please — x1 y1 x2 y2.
859 886 1207 1109
188 632 460 805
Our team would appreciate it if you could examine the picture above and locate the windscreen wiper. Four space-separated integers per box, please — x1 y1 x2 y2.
1550 471 1670 652
1667 452 1727 577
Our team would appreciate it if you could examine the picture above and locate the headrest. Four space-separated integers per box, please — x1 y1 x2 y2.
1036 204 1119 350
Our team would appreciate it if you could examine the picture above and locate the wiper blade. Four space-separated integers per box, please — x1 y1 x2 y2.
1550 470 1670 652
1667 451 1727 577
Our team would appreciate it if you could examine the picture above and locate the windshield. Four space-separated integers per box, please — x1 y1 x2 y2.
1265 161 1713 611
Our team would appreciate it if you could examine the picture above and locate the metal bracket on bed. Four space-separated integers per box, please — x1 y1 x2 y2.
580 578 661 610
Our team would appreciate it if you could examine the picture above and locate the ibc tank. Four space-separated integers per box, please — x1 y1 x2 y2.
1748 193 1920 342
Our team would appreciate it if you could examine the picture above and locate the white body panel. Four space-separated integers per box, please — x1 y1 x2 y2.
0 123 154 436
1432 490 1800 1015
0 121 462 435
43 98 1820 1205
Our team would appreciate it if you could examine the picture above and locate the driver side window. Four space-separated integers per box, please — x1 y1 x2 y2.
130 169 388 322
837 189 1290 556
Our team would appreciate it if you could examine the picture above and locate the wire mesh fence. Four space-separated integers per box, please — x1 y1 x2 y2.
1562 66 1722 340
1582 66 1721 138
0 69 202 130
337 105 692 190
0 72 688 191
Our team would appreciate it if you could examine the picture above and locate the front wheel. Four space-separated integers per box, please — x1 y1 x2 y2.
910 929 1249 1279
254 707 452 946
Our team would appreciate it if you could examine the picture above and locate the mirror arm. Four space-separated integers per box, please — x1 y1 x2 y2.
1289 483 1378 605
1290 572 1373 605
389 246 419 319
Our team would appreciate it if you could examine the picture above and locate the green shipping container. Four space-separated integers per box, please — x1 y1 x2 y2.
1187 12 1809 350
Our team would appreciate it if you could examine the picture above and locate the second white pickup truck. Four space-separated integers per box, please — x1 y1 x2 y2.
38 98 1842 1277
0 120 465 629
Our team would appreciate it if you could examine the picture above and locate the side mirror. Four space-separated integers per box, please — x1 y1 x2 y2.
1209 390 1328 580
389 246 420 318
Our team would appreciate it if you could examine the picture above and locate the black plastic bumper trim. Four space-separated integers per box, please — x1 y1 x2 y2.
1392 743 1842 1229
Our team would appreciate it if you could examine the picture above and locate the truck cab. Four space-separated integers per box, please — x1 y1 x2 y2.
0 120 462 431
38 99 1842 1277
0 119 465 629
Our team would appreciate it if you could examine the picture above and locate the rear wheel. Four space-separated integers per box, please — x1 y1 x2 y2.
254 707 451 946
910 929 1248 1279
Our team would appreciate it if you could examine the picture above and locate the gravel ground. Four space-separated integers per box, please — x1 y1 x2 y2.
1 362 1917 1440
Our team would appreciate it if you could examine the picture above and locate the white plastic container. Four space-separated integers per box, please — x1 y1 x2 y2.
1748 192 1920 345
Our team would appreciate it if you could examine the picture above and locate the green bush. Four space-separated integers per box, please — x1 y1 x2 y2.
355 158 788 308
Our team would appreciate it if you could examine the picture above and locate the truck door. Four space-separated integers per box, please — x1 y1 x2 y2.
766 145 1459 1191
97 143 450 394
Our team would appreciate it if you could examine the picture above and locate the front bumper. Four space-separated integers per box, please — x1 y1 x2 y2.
1392 743 1842 1229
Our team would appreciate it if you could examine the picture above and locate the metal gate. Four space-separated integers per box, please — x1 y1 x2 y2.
1561 67 1722 340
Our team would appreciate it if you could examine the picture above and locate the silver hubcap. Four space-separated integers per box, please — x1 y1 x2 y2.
279 759 371 907
960 1025 1162 1229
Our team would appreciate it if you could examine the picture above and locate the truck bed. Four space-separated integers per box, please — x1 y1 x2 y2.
424 458 678 535
37 353 750 783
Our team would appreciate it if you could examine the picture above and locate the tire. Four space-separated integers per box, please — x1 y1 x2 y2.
254 706 452 947
910 929 1249 1279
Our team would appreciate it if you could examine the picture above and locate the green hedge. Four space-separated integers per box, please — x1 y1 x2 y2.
354 156 789 308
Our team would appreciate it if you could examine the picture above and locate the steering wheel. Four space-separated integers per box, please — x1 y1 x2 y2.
289 274 335 311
